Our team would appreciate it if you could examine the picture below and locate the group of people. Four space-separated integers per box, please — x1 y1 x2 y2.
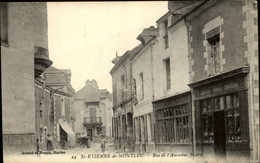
38 133 108 153
77 134 108 153
80 134 90 148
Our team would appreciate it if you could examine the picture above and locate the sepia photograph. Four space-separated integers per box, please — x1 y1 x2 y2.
1 1 259 163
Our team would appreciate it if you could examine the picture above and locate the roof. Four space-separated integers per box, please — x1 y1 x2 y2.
74 81 111 103
109 50 131 75
44 66 75 96
74 85 100 102
137 26 158 45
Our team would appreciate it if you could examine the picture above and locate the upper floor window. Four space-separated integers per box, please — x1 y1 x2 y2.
121 75 125 100
208 35 220 74
61 98 65 116
163 20 169 49
165 58 171 90
139 72 144 100
0 2 8 44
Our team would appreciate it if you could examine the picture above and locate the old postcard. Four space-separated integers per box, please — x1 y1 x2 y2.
1 1 259 163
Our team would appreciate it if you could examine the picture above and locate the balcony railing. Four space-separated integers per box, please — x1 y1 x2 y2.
84 117 102 125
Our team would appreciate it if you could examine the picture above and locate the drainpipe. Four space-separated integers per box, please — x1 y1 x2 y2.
184 19 196 154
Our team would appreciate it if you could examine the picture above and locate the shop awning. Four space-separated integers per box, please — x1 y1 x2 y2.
59 120 76 146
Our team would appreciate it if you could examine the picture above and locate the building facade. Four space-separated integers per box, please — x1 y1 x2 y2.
42 66 76 149
110 50 136 152
1 2 52 154
152 2 200 153
73 79 112 143
110 0 258 161
131 26 158 154
185 0 258 160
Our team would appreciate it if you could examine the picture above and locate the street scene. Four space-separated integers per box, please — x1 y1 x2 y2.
1 1 259 163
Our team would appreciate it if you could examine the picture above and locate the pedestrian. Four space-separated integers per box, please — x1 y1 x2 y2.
87 134 91 148
46 134 54 153
81 134 87 148
100 134 107 153
86 134 89 148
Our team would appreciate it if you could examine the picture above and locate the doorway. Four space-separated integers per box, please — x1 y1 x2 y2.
213 111 226 157
87 128 93 141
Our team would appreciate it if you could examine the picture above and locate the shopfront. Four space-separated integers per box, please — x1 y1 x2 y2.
153 91 192 153
189 66 250 159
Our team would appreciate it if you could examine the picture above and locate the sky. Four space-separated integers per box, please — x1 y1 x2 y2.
47 2 168 92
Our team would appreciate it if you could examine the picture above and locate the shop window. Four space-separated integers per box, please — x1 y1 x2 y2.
202 113 214 142
226 95 233 108
156 104 191 144
233 94 239 107
201 93 241 143
227 109 241 142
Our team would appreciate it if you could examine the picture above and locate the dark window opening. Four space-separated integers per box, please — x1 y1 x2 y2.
0 3 8 44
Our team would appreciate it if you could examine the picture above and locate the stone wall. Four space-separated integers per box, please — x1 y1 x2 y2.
1 2 48 153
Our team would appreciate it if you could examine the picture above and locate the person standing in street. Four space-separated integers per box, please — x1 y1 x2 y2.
100 134 107 153
46 134 54 153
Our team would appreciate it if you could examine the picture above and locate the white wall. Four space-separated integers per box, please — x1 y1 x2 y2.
153 19 190 100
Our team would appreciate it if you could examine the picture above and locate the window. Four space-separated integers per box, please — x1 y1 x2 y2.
156 104 191 144
61 98 65 116
121 75 125 100
0 2 8 44
208 35 220 74
163 20 169 49
90 108 96 117
165 58 171 90
139 72 144 100
201 93 241 143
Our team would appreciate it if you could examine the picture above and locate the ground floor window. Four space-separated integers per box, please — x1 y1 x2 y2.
156 103 191 144
201 93 241 143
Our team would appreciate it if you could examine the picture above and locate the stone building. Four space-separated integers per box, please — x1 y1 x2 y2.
110 1 259 161
185 0 259 160
73 79 112 143
1 2 52 154
110 48 139 152
152 1 202 154
131 26 158 154
41 66 76 149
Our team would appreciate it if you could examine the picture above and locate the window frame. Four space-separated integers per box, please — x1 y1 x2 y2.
139 72 144 100
208 35 220 74
163 20 169 49
200 93 242 143
156 103 191 144
164 58 171 90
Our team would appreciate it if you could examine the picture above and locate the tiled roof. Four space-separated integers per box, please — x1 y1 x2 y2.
44 66 75 96
74 85 100 102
